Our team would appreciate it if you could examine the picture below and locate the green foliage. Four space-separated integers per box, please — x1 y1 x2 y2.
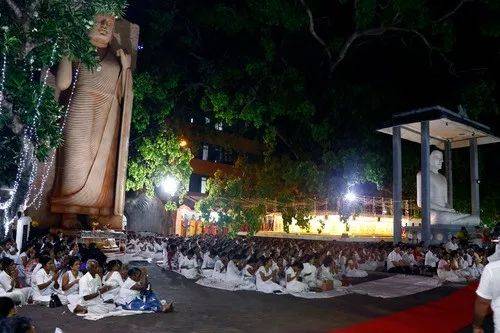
196 157 322 234
126 130 193 203
131 0 500 231
0 0 127 186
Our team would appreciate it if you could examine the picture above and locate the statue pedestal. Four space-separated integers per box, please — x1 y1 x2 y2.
62 214 79 229
406 224 475 244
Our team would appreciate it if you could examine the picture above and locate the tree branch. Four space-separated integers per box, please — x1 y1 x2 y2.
435 0 473 23
300 0 332 65
330 27 455 75
275 129 299 160
4 0 22 19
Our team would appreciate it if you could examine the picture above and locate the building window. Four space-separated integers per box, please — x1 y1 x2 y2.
201 177 207 194
202 144 209 161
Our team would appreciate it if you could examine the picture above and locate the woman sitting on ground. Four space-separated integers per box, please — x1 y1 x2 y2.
437 253 466 283
0 258 31 305
117 267 173 313
102 260 124 302
256 257 284 294
285 262 309 293
318 256 343 290
61 257 87 314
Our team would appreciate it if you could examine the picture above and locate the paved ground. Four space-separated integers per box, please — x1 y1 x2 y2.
18 264 491 333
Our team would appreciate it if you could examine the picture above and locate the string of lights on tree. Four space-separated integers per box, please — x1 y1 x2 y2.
0 29 7 116
0 39 59 231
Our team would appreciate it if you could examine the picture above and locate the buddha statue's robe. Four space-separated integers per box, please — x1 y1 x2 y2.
51 50 133 228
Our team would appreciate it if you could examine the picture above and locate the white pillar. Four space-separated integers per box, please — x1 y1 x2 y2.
470 137 480 216
421 121 431 245
392 126 402 244
444 140 453 209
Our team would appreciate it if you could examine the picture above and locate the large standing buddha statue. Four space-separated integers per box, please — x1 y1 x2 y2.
50 14 134 229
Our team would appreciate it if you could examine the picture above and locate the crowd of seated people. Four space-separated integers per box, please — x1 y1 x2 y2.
142 230 494 293
0 232 174 322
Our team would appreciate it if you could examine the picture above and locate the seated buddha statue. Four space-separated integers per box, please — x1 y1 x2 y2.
417 150 480 226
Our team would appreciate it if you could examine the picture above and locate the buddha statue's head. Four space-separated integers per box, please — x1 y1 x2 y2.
89 14 116 48
430 150 443 173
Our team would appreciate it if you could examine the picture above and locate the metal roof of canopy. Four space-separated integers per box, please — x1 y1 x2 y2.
377 106 500 149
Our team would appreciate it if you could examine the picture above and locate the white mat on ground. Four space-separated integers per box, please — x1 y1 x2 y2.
196 277 351 299
77 309 153 321
106 253 152 264
350 274 442 298
290 287 351 299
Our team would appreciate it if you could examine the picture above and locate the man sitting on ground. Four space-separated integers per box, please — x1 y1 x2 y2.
386 246 410 274
72 260 115 315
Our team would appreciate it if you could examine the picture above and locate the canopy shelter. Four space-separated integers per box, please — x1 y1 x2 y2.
377 106 500 245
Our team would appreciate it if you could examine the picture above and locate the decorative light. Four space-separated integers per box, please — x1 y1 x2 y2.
0 30 7 116
160 176 179 196
344 191 357 202
179 139 188 147
1 41 59 225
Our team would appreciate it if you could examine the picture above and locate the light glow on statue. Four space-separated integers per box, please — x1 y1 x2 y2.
160 176 179 196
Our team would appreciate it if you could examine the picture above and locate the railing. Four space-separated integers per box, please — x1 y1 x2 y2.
261 196 420 219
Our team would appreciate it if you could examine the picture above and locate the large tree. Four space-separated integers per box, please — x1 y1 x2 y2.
127 0 500 228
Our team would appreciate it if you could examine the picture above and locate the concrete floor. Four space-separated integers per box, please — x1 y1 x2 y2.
18 264 488 333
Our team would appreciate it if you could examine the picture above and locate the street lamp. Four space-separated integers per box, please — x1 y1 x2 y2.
344 191 357 202
160 176 179 196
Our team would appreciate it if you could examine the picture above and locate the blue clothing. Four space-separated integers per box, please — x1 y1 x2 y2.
121 290 162 312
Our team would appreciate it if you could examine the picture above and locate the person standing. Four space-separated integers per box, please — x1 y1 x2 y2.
473 237 500 333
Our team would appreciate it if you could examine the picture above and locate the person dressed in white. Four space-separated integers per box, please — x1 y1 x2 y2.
345 259 368 278
285 262 309 293
75 260 116 314
445 237 459 253
212 255 226 280
0 257 30 305
241 259 257 290
179 250 199 279
437 254 466 283
225 258 243 284
300 258 320 288
116 267 173 313
32 256 67 305
386 247 410 274
474 239 500 333
425 247 439 273
201 250 216 277
61 257 85 314
101 260 124 302
256 257 284 294
318 257 342 289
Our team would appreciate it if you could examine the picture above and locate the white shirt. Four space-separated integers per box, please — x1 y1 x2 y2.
34 268 55 296
116 277 139 305
476 260 500 333
445 241 458 252
425 250 438 267
0 271 12 293
79 272 102 306
387 250 403 270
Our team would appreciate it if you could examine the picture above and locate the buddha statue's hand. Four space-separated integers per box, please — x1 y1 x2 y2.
431 203 455 213
116 49 131 69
